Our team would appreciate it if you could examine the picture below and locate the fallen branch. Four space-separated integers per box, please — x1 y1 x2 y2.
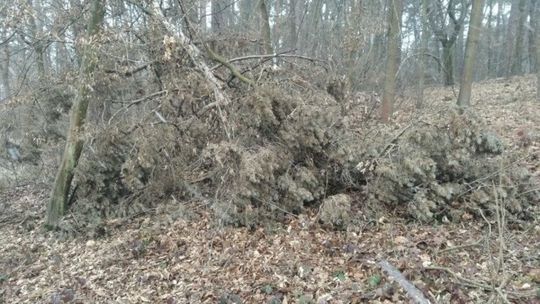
141 1 232 138
206 47 254 85
425 265 536 300
210 50 324 70
379 260 431 304
104 61 155 77
438 240 482 254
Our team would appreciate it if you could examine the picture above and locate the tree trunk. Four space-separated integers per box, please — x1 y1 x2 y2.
27 0 46 83
289 0 298 49
416 0 429 108
46 0 106 229
259 0 273 54
1 31 10 99
381 0 402 122
457 0 485 107
240 0 252 27
512 0 527 75
536 0 540 101
529 0 538 72
505 0 519 76
456 26 465 79
486 0 494 77
273 0 282 50
495 0 504 76
442 40 454 86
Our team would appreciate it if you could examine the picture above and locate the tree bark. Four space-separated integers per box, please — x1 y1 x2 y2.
27 0 47 83
259 0 273 54
504 0 520 76
1 30 10 99
240 0 252 27
289 0 298 49
536 0 540 101
486 0 495 77
46 0 106 229
512 0 527 75
495 0 504 76
416 0 429 108
381 0 402 122
457 0 485 107
442 40 454 86
529 0 538 72
426 0 467 86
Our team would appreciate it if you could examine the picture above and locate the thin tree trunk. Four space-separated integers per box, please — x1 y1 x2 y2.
273 0 282 50
512 0 527 75
486 0 494 77
46 0 106 229
211 0 223 51
259 0 273 54
416 0 429 108
457 0 485 107
1 32 10 99
381 0 402 122
240 0 251 27
27 0 46 83
456 26 465 79
536 0 540 101
505 0 519 76
529 0 538 72
442 41 454 86
289 0 298 49
495 0 504 76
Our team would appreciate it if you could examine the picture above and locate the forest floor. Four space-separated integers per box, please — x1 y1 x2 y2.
1 75 539 304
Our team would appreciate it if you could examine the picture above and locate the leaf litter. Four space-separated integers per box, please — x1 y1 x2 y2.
0 75 539 304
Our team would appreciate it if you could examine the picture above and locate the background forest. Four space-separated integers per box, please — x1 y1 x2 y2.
0 0 539 303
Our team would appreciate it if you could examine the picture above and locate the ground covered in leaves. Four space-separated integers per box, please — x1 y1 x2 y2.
1 75 540 303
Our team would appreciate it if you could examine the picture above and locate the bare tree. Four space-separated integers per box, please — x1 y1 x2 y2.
512 0 527 75
530 0 538 73
0 28 11 100
288 0 298 50
457 0 485 107
259 0 273 54
427 0 468 86
46 0 106 229
417 0 429 108
536 0 540 101
381 0 403 122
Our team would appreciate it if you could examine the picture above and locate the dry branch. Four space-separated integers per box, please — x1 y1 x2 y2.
379 260 431 304
144 2 232 137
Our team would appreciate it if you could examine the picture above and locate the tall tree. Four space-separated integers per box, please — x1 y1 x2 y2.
457 0 485 107
0 29 11 99
417 0 429 108
512 0 527 75
25 0 47 83
530 0 538 72
46 0 106 229
381 0 403 122
536 0 540 101
259 0 273 54
288 0 298 49
427 0 468 86
485 0 495 78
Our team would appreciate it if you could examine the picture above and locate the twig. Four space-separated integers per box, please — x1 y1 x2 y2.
103 61 155 77
107 90 167 125
211 51 325 70
425 265 535 300
438 240 482 253
205 47 254 85
379 260 431 304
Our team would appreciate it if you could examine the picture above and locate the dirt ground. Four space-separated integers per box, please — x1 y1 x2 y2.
1 76 539 304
